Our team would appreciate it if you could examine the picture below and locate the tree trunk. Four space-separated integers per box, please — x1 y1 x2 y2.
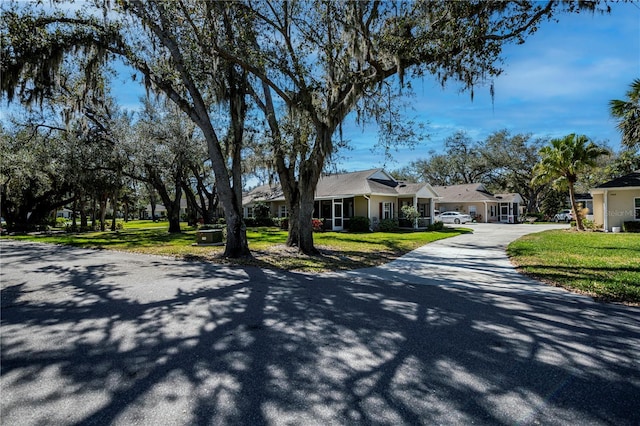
568 181 583 231
110 191 118 231
71 198 78 230
99 196 107 232
298 187 318 254
286 199 301 247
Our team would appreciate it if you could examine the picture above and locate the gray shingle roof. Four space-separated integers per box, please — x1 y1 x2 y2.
433 184 522 204
243 169 436 206
595 170 640 189
432 183 495 202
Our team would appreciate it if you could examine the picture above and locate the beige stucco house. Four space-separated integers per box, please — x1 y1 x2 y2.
243 169 439 230
433 183 523 223
590 170 640 231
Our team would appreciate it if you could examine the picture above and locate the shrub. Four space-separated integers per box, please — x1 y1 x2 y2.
427 221 445 231
199 223 225 230
379 218 399 232
623 221 640 233
253 202 271 224
400 205 420 224
217 218 226 225
349 216 370 232
312 218 324 232
55 217 67 227
276 217 289 230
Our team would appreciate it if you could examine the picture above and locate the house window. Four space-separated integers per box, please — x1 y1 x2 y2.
635 198 640 220
469 205 477 218
383 202 393 219
246 207 254 218
279 205 288 218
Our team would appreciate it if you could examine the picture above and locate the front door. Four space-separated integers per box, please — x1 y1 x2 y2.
500 203 509 222
333 200 343 231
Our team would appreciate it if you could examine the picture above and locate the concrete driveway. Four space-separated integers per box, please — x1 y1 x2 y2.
1 224 639 425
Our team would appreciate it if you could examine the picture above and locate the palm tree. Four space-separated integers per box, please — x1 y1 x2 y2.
610 79 640 148
533 134 608 231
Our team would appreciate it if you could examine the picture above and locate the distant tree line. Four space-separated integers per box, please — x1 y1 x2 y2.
1 0 630 254
391 129 639 219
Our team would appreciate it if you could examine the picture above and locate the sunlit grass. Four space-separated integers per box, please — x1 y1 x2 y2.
4 220 468 272
507 230 640 304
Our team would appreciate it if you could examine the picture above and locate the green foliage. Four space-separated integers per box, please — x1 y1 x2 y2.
274 217 288 230
533 134 608 230
533 134 609 190
610 78 640 149
401 205 420 223
253 202 271 223
349 216 371 232
427 221 445 231
378 218 399 232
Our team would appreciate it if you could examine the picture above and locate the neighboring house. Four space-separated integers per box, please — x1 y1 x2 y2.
243 169 439 230
433 183 523 223
590 170 640 231
572 193 594 221
140 197 189 220
56 208 74 219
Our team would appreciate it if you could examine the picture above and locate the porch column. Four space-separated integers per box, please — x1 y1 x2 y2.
413 195 418 229
604 189 609 232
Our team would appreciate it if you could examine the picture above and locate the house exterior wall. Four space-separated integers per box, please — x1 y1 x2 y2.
354 196 369 218
593 189 640 230
592 193 604 227
369 195 399 224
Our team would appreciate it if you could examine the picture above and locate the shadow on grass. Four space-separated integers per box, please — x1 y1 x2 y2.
516 264 640 304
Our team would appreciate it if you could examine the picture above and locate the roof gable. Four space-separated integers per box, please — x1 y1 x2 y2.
433 183 497 202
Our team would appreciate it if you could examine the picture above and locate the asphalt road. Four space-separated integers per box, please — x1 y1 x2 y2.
1 224 639 425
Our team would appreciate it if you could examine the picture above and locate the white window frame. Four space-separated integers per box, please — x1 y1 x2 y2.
246 207 254 218
383 202 393 219
279 205 288 218
635 197 640 220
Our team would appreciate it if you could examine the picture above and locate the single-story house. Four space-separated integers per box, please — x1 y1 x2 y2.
56 208 74 219
140 197 189 220
433 183 523 223
590 170 640 231
243 169 440 230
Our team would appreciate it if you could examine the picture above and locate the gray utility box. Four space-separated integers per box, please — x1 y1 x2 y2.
197 229 223 245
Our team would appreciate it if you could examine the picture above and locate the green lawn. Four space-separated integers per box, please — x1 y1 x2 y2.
508 230 640 305
4 220 468 272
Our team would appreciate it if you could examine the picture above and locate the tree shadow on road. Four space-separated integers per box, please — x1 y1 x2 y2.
1 242 639 425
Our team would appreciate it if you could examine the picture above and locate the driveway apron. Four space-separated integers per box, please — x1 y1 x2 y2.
1 224 639 426
347 223 582 297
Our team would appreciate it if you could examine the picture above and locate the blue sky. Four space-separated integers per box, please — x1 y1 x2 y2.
340 2 640 171
5 2 638 175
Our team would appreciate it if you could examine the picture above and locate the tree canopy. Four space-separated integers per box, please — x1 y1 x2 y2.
610 78 640 149
533 134 608 230
1 0 612 250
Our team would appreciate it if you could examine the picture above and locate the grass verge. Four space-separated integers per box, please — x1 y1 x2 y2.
507 229 640 305
3 220 468 272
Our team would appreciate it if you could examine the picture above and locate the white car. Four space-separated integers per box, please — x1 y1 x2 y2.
435 211 472 224
553 209 573 222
